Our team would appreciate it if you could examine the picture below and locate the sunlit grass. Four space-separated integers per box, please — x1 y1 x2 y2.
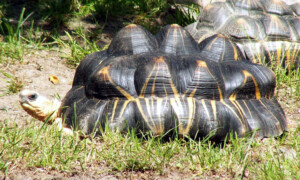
275 67 300 100
0 119 299 179
0 70 23 96
52 26 105 66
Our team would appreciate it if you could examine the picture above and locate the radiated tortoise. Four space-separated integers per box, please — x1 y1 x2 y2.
19 24 287 140
186 0 300 69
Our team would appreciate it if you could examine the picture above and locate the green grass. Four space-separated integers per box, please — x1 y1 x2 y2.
92 0 199 32
276 68 300 98
0 70 23 96
0 119 299 178
36 0 81 28
0 8 48 63
52 26 104 66
0 8 30 63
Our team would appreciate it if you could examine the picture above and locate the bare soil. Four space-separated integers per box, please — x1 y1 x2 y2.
0 49 74 125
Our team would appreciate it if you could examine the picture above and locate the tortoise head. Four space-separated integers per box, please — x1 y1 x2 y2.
19 89 61 122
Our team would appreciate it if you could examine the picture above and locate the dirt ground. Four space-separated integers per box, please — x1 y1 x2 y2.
0 49 74 125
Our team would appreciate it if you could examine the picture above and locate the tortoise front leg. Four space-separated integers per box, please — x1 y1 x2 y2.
53 117 74 136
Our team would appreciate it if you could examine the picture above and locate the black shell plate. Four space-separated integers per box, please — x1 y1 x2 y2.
59 24 287 139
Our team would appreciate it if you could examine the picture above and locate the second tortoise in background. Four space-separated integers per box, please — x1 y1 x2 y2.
173 0 299 6
186 0 300 69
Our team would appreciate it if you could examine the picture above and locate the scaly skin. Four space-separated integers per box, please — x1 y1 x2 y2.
19 90 73 136
19 89 61 122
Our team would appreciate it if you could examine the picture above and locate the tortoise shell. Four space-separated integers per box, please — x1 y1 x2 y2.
59 24 287 140
186 0 300 69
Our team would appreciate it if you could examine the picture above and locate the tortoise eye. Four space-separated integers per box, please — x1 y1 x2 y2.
28 93 38 101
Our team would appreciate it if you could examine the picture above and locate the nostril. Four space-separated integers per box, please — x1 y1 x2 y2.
19 93 28 103
28 93 38 101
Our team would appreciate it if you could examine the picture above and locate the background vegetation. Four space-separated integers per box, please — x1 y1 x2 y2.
0 0 198 65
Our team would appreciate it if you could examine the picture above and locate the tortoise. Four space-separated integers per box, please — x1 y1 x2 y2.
19 24 287 140
174 0 299 7
185 0 300 69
